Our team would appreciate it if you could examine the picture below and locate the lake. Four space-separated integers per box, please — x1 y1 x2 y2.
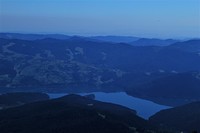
48 92 170 119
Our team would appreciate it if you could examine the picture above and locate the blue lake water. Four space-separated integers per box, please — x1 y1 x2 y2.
48 92 170 119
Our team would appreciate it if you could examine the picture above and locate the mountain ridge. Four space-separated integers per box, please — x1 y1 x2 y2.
0 35 200 106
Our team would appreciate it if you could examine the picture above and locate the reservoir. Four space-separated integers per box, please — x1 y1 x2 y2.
48 92 170 119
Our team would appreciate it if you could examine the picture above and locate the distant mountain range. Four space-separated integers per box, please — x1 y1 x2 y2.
167 39 200 53
130 38 178 46
0 33 71 40
0 33 180 46
90 36 140 43
0 33 200 106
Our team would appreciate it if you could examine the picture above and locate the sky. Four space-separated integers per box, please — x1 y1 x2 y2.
0 0 200 39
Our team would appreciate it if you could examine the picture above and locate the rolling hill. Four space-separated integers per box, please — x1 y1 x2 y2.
0 94 152 133
130 38 178 46
149 101 200 132
127 72 200 106
0 92 49 109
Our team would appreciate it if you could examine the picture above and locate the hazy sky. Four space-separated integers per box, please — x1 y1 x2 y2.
0 0 200 38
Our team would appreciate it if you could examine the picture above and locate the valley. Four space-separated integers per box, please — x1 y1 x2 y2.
1 0 199 132
0 33 200 132
0 33 200 107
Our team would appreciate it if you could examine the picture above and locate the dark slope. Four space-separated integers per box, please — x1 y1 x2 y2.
0 92 49 109
0 94 152 133
127 72 200 106
149 101 200 132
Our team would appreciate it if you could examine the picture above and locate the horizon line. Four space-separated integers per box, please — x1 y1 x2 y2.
1 32 200 40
